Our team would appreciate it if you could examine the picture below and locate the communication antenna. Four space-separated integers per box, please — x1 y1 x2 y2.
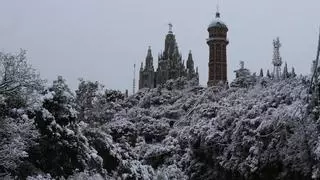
310 27 320 102
272 37 282 80
133 63 136 94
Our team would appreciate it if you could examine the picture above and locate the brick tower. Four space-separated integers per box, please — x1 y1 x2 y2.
207 10 229 86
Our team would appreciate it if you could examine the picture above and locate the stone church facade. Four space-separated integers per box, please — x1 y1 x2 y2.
139 25 199 89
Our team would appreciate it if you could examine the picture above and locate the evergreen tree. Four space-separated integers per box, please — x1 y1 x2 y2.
75 79 103 122
282 62 289 79
266 70 271 78
230 62 255 88
259 68 264 77
104 89 125 102
291 67 297 78
29 76 102 178
42 76 77 126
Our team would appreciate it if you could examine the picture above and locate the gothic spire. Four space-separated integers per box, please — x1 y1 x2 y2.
164 23 177 60
187 50 195 71
146 46 152 59
145 46 154 70
168 23 173 34
188 50 193 60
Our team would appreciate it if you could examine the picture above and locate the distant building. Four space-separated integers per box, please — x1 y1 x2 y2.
139 24 199 89
207 10 229 86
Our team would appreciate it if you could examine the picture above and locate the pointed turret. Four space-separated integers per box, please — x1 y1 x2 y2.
185 50 196 80
145 46 154 70
163 23 177 60
187 50 195 71
168 23 173 34
139 47 155 89
291 67 296 77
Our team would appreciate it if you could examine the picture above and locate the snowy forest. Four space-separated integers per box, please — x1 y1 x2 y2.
1 49 320 180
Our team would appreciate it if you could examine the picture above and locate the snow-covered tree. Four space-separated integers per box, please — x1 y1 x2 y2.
2 56 319 180
30 107 102 178
30 109 103 178
75 79 104 122
0 50 44 178
42 76 77 126
0 50 44 106
230 61 256 88
104 89 125 103
0 110 39 176
22 77 103 178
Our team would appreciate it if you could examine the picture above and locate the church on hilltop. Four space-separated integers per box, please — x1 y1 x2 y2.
139 24 199 89
139 9 229 89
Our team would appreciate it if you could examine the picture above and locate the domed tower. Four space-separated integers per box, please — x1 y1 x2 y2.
207 10 229 87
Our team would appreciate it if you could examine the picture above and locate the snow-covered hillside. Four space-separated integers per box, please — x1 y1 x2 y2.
78 76 319 179
2 75 320 180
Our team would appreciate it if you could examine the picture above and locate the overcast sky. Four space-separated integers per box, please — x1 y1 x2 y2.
0 0 319 92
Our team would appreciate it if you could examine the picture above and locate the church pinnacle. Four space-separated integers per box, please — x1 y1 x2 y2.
168 23 173 34
187 50 194 71
145 46 154 70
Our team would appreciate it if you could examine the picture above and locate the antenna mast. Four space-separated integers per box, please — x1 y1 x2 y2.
133 64 136 94
310 28 320 103
272 37 283 80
